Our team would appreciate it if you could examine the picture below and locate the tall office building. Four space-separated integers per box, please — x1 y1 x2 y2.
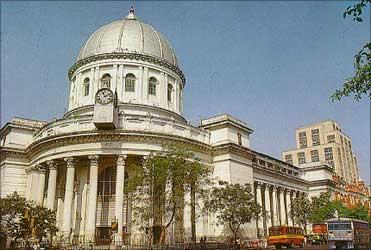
282 120 360 183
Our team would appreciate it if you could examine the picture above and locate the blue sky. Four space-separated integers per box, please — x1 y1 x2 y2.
1 1 370 184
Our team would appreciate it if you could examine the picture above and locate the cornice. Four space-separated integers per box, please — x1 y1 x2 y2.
62 103 188 124
0 147 28 162
308 179 336 187
27 130 213 159
253 163 309 185
212 143 254 160
68 52 186 85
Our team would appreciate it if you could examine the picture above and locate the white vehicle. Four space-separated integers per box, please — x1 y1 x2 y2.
327 218 369 249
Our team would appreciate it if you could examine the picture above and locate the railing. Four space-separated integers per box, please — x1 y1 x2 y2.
33 114 210 145
11 239 270 250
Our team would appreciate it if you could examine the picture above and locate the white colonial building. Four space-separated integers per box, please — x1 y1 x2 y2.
0 8 336 245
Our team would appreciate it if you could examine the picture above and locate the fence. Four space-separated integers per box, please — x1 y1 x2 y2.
11 240 268 250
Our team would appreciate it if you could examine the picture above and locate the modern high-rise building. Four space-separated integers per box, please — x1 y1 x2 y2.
282 120 360 183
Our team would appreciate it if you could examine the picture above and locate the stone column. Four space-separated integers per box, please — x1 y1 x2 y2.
90 68 95 103
286 190 292 226
255 182 263 238
62 157 76 238
272 186 279 226
292 191 298 226
264 184 272 234
36 164 46 206
46 160 58 210
279 188 286 225
25 166 37 200
115 155 127 244
86 155 99 242
113 64 118 91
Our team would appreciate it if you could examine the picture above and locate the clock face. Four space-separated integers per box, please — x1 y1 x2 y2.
96 88 114 105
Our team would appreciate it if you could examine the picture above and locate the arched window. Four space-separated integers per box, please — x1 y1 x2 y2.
101 73 111 89
167 84 173 102
148 77 157 96
83 78 90 96
125 73 136 92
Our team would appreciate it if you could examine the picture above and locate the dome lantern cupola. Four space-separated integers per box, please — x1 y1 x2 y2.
126 6 136 20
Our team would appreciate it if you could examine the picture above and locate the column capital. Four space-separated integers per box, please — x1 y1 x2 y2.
272 185 278 192
117 154 127 166
88 155 99 166
46 160 59 171
26 165 38 174
36 164 47 173
141 155 149 165
255 181 263 188
64 157 75 168
264 183 272 189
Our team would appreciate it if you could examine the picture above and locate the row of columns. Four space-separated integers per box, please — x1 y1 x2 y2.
25 154 128 242
255 181 305 237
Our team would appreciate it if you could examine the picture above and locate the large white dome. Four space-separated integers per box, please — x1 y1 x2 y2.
77 8 179 67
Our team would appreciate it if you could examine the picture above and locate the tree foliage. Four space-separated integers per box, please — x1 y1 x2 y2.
128 145 212 245
309 192 336 223
204 181 261 243
331 0 371 101
290 191 371 234
0 192 57 247
289 195 312 235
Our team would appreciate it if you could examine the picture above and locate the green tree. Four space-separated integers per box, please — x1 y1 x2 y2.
331 0 371 101
309 192 336 223
0 192 57 247
128 145 212 245
204 181 261 244
184 157 213 242
290 195 312 235
333 202 371 222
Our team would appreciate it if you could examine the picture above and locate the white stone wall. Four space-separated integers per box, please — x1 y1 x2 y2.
0 158 28 198
68 60 183 115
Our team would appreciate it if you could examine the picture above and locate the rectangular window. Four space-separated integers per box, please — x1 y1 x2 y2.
237 133 242 146
324 147 333 161
125 79 135 92
311 150 319 162
284 154 293 164
297 152 306 164
299 132 307 148
167 84 173 102
311 129 320 146
327 135 335 143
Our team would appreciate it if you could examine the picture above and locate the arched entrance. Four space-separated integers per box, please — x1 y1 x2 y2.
96 165 129 245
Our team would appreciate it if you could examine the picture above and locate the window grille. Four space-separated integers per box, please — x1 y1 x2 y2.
148 77 157 95
297 152 306 164
299 132 307 148
311 129 320 146
125 74 136 92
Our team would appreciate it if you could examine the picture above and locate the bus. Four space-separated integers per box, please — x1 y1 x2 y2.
268 226 304 249
327 218 369 249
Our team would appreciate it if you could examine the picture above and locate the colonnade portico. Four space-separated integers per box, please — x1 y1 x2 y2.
25 153 141 243
254 181 305 237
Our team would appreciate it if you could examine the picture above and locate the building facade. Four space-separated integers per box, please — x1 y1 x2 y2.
282 120 360 183
282 120 369 208
0 8 367 245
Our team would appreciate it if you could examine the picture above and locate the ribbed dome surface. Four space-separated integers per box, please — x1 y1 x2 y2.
77 9 178 67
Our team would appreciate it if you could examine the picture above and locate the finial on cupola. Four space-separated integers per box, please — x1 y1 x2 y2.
126 6 136 20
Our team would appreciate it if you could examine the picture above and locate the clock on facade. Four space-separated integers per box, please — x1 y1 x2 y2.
95 88 114 105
